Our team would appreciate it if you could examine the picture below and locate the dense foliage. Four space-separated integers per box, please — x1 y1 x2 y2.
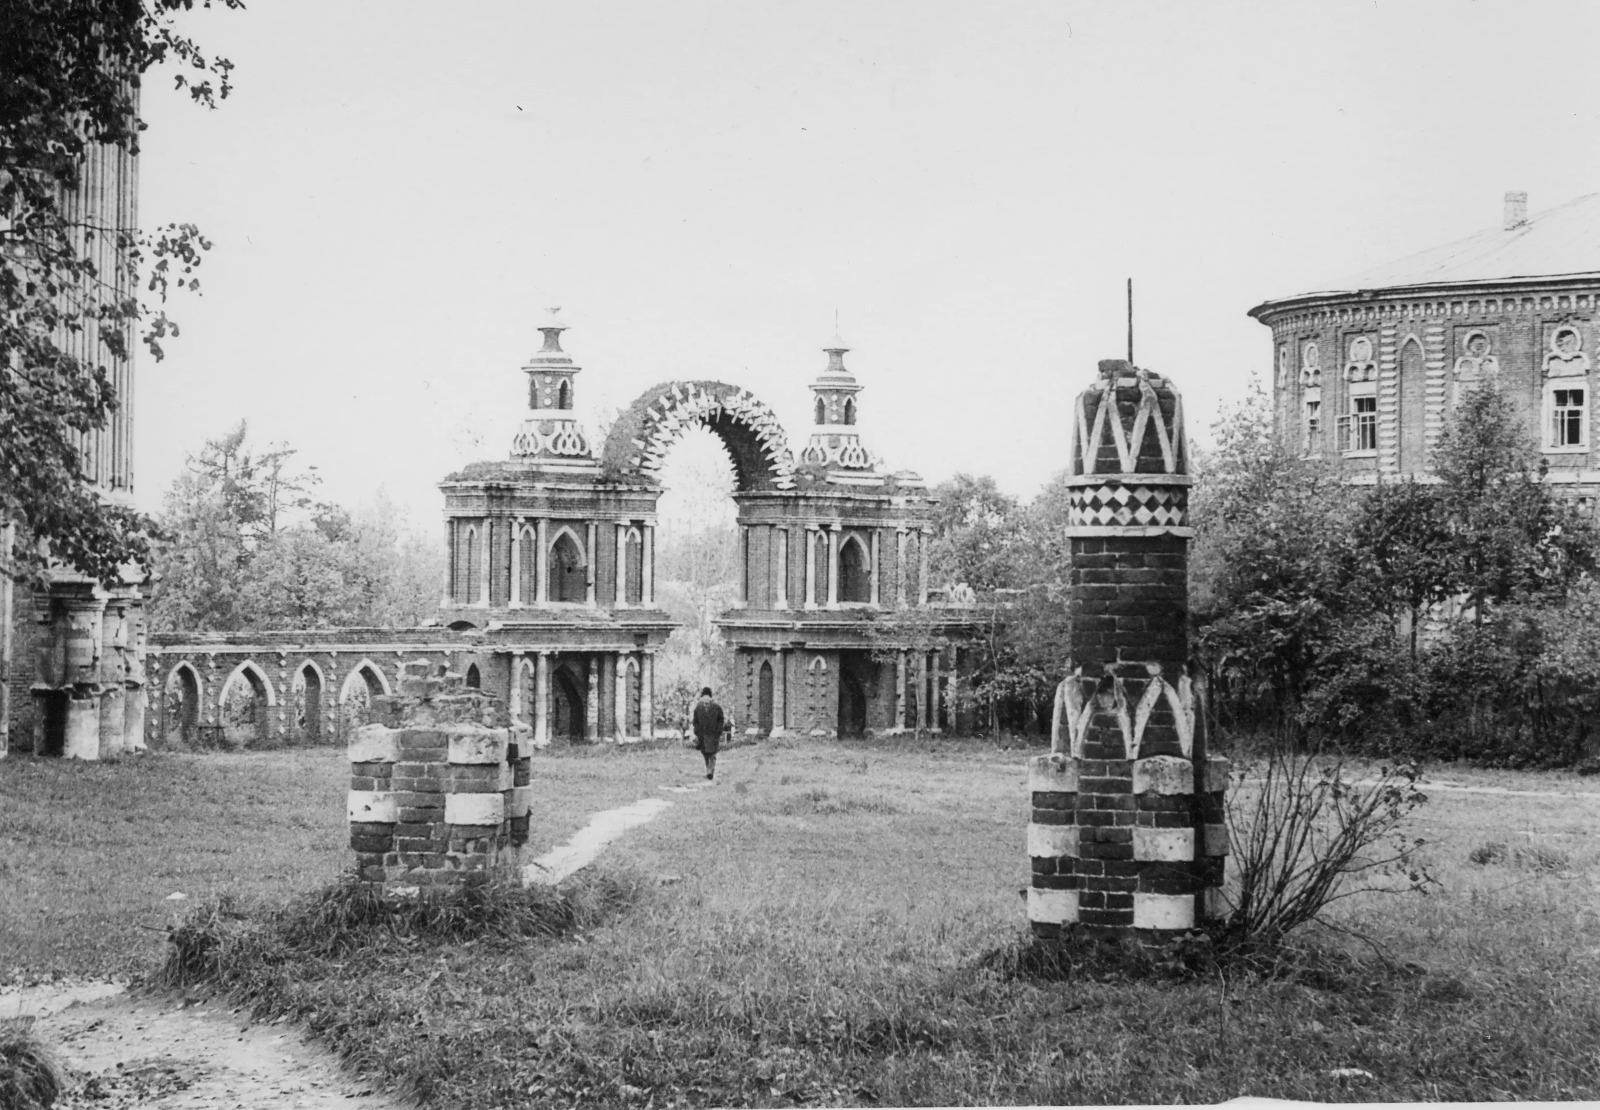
1 0 239 585
146 424 444 632
1191 383 1600 766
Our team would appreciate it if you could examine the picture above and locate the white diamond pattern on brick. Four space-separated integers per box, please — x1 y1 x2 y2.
1069 485 1187 529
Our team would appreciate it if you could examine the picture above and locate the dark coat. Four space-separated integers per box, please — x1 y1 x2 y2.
692 700 725 754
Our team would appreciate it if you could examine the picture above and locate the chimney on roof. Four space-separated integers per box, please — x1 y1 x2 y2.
1504 191 1528 231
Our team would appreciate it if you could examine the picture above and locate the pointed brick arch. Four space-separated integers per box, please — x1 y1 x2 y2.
602 380 796 491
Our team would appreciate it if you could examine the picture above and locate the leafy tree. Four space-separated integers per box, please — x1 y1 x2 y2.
1352 478 1455 664
148 426 445 633
2 0 238 585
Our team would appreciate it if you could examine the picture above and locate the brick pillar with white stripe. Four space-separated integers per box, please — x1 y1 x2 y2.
1028 358 1228 940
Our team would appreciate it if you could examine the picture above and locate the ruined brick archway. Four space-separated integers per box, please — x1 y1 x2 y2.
601 381 796 491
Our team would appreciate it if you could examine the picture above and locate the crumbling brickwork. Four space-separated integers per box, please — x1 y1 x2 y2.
347 662 532 895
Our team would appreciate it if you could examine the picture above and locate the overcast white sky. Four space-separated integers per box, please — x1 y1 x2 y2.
135 0 1600 527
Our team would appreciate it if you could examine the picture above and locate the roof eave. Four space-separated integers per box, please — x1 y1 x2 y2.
1248 269 1600 323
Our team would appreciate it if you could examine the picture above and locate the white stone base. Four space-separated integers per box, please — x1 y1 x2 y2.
445 793 505 826
1027 888 1078 925
348 790 398 823
1133 892 1194 930
1027 823 1078 858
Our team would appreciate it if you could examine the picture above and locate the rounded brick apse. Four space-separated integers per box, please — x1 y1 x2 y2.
1029 359 1229 941
601 380 797 492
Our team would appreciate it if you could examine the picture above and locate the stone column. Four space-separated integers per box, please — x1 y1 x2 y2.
773 648 788 734
441 519 454 607
509 518 524 609
775 527 789 609
534 651 550 747
641 653 655 740
918 526 931 606
827 524 840 610
738 525 749 608
803 525 818 609
478 517 492 608
916 652 929 733
614 653 628 742
895 528 907 607
615 521 629 607
62 598 107 760
1028 359 1226 941
869 529 880 606
930 650 943 733
894 651 907 734
586 521 598 607
642 524 655 607
585 655 599 742
535 518 549 607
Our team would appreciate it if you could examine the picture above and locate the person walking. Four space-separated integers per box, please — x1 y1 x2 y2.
692 686 725 781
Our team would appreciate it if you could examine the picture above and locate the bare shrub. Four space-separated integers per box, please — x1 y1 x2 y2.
0 1020 63 1110
1217 740 1434 948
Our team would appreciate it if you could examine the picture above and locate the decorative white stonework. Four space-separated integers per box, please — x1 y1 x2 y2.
1345 335 1378 382
447 729 510 765
1066 480 1189 532
1133 754 1194 795
512 419 592 459
1299 341 1321 387
627 382 797 490
510 785 534 819
1545 325 1591 377
800 431 874 469
348 724 399 763
445 793 505 826
1028 823 1078 858
348 790 398 823
1027 888 1078 925
1133 892 1194 930
1074 368 1185 476
1029 752 1079 792
1134 827 1194 862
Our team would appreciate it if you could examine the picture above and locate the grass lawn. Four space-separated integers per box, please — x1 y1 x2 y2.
6 738 1600 1105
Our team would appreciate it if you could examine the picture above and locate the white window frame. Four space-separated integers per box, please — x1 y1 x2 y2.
1339 384 1378 457
1545 380 1589 453
1302 394 1322 457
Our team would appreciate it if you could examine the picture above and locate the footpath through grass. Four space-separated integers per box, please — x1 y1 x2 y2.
8 738 1600 1105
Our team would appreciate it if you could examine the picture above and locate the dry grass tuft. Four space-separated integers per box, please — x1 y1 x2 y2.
0 1020 63 1110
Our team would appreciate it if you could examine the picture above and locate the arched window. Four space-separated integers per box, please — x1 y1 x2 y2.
839 534 871 603
843 397 855 426
549 529 586 603
219 662 274 749
558 380 571 410
519 525 537 605
814 396 826 425
465 663 481 689
164 664 201 748
625 528 643 605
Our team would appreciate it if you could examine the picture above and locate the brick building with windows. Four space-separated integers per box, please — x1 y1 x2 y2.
1250 191 1600 493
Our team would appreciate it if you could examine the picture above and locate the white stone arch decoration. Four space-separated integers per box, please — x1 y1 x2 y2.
603 381 797 491
165 659 202 700
837 531 872 603
547 523 588 565
1545 324 1591 378
293 657 328 692
339 658 393 702
1299 339 1321 387
218 659 276 711
1344 335 1377 382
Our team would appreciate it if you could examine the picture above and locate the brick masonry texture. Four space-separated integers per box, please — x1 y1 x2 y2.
1029 360 1227 940
347 661 530 897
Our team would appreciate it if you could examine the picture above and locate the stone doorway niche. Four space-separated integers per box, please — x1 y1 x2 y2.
552 662 586 742
757 660 775 735
292 664 323 744
38 690 69 756
837 650 871 738
549 530 586 603
219 662 272 748
839 534 871 603
164 663 200 748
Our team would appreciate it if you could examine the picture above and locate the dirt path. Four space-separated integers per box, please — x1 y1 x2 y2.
12 782 710 1108
14 987 403 1109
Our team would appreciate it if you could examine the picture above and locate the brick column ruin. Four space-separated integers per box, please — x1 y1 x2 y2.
348 661 532 896
1029 359 1228 940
